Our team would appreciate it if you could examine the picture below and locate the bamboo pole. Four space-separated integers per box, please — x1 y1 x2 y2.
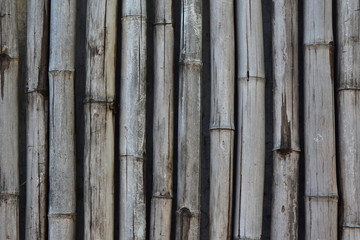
176 0 202 239
48 0 76 239
25 0 49 239
304 0 338 239
337 0 360 239
209 0 235 239
0 0 19 239
119 0 147 238
271 0 299 239
83 0 117 239
150 0 174 239
233 1 265 239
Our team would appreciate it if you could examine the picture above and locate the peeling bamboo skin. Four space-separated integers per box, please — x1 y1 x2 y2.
119 0 147 239
0 0 19 239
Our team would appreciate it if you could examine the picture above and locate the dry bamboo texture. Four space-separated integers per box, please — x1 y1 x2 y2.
0 0 19 239
271 0 299 239
337 0 360 239
304 0 338 239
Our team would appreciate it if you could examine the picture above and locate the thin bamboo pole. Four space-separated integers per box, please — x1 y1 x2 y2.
119 0 147 238
271 0 300 239
175 0 202 239
337 0 360 239
233 0 265 239
209 0 235 239
48 0 76 239
150 0 174 239
83 0 117 239
304 0 338 239
0 0 19 239
25 0 49 239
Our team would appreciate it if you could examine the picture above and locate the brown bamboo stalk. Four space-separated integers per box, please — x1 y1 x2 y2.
304 0 338 239
0 0 19 239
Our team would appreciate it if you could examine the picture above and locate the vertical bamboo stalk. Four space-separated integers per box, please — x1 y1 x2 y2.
48 0 76 239
337 0 360 239
176 0 202 239
271 0 300 239
233 0 265 239
119 0 147 239
0 0 19 239
209 0 235 239
150 0 174 239
25 0 49 239
304 0 338 239
84 0 117 239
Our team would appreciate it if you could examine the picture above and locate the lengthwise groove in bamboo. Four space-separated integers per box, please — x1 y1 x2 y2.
2 0 360 239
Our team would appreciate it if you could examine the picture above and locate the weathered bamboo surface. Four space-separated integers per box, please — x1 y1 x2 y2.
271 0 299 239
337 0 360 239
48 0 76 239
84 0 117 239
0 0 19 239
304 0 338 239
234 0 265 239
25 0 49 239
119 0 147 239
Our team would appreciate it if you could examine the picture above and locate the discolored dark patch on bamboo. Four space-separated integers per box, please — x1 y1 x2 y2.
0 53 10 99
279 95 292 155
178 208 191 240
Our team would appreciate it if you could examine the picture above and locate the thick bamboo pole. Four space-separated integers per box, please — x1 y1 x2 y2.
119 0 147 239
0 0 19 239
25 0 49 239
337 0 360 239
304 0 338 239
271 0 300 239
176 0 202 239
84 0 117 239
233 1 265 239
48 0 76 239
209 0 235 239
150 0 174 239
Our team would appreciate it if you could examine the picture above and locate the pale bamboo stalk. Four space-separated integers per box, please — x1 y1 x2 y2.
48 0 76 239
304 0 338 239
209 0 235 239
337 0 360 239
233 1 265 239
83 0 117 239
0 0 19 239
175 0 202 239
270 0 300 239
150 0 174 239
119 0 147 239
25 0 49 239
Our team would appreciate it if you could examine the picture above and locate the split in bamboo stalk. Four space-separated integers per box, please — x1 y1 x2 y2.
119 0 147 239
0 0 19 239
84 0 117 239
25 0 49 239
176 0 202 239
48 0 77 239
233 0 265 239
209 0 235 239
304 0 338 239
337 0 360 239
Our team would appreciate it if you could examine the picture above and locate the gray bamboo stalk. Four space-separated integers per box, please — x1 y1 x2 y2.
150 0 174 239
84 0 117 239
0 0 19 239
25 0 49 239
271 0 299 239
209 0 235 239
119 0 147 239
304 0 338 239
337 0 360 239
48 0 76 239
233 0 265 239
176 0 202 239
